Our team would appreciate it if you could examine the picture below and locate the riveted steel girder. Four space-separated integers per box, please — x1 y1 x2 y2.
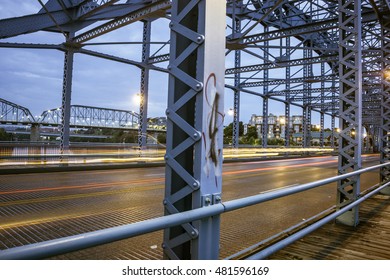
232 1 242 149
163 0 225 260
380 20 390 194
59 35 75 163
73 0 171 43
225 55 338 75
138 20 151 150
336 0 363 227
239 74 337 88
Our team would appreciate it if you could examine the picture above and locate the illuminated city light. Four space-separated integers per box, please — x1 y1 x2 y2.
384 66 390 84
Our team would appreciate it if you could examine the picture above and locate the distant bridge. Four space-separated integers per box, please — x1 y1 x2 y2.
0 98 164 131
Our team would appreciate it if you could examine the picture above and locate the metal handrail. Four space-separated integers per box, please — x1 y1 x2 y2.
1 161 389 260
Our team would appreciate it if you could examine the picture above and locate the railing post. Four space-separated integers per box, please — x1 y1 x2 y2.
380 20 390 194
336 0 363 226
163 0 226 259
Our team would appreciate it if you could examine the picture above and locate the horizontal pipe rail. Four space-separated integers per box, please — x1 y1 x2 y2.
0 162 389 260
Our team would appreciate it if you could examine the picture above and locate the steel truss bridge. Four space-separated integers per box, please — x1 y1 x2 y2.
1 0 390 260
0 98 140 130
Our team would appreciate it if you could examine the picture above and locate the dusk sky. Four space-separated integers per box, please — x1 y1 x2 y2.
0 1 325 126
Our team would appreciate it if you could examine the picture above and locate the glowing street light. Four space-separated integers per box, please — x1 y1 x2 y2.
227 108 234 116
384 65 390 85
133 93 141 105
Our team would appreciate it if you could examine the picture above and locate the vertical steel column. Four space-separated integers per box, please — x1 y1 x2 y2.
232 1 242 149
285 37 291 147
138 20 151 150
331 115 336 148
331 74 337 148
302 48 312 148
60 32 75 163
320 62 325 147
380 20 390 194
262 27 269 148
336 0 363 226
163 0 225 260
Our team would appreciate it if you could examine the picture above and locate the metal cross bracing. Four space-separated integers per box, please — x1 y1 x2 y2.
1 0 390 259
163 0 225 259
336 0 363 226
262 26 270 148
380 18 390 194
231 0 242 149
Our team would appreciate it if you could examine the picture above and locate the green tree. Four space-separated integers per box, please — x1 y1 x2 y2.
223 122 244 144
0 128 11 141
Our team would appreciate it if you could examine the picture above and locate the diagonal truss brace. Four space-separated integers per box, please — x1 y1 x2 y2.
163 0 225 260
336 0 363 226
380 20 390 194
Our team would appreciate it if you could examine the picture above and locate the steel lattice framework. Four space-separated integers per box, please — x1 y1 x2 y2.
39 105 139 129
0 98 36 124
1 0 390 259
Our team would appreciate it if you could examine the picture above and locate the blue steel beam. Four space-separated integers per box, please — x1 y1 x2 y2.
0 8 73 38
336 0 363 227
163 0 225 260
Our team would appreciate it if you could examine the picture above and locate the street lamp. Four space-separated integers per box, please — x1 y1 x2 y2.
133 93 141 105
384 66 390 85
227 108 234 116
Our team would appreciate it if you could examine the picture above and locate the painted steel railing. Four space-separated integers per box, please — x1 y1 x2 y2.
0 162 389 260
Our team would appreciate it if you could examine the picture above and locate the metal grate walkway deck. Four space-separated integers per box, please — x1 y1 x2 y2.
268 194 390 260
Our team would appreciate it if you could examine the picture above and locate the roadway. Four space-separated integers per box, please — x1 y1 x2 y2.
0 155 380 259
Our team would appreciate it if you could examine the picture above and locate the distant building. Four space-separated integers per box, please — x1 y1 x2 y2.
147 117 166 130
248 114 335 145
249 114 303 139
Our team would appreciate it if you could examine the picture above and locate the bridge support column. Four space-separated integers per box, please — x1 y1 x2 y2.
320 62 325 148
336 0 363 226
284 37 291 147
138 20 151 151
262 27 269 148
302 48 312 148
380 20 390 195
163 0 225 259
30 124 40 142
60 32 75 164
331 115 336 148
232 2 242 149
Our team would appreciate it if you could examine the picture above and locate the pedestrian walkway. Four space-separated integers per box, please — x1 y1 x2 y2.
269 194 390 259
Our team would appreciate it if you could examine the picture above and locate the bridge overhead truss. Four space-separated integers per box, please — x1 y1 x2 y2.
0 98 36 124
39 105 139 129
1 0 390 259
